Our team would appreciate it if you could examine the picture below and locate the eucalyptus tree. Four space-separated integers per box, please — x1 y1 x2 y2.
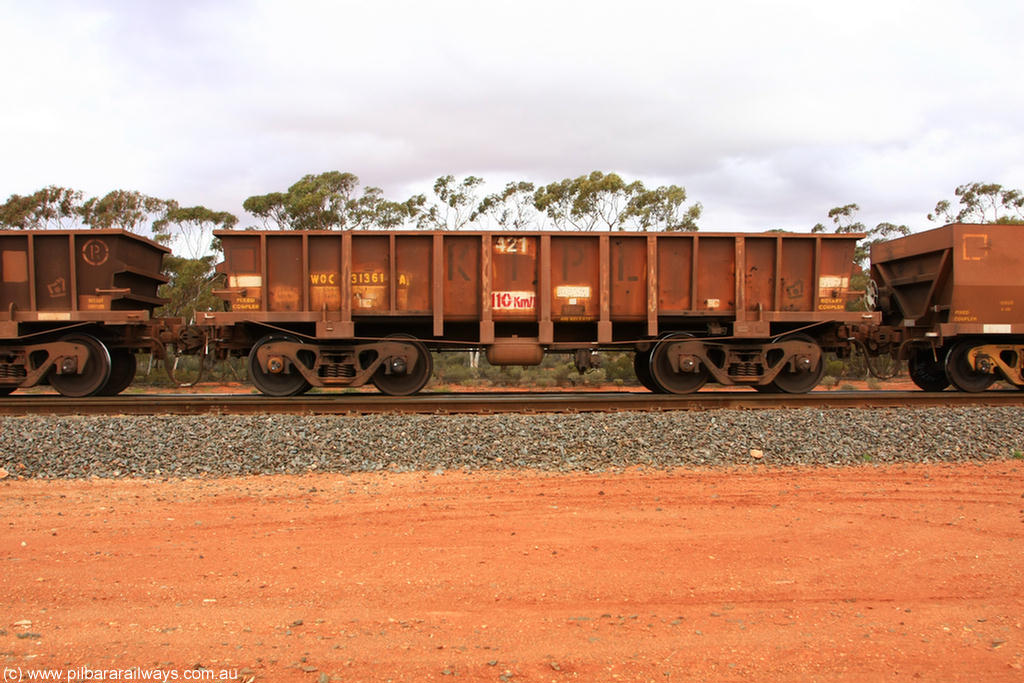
473 181 542 230
415 175 485 230
154 205 239 328
350 186 423 229
622 184 701 231
928 182 1024 224
157 205 238 259
812 203 910 267
533 172 701 232
0 186 86 230
533 171 644 231
244 171 429 230
81 190 177 240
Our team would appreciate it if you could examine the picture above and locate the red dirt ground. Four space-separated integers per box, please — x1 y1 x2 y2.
3 463 1023 682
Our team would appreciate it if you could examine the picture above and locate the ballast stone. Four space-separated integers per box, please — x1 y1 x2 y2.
0 407 1021 479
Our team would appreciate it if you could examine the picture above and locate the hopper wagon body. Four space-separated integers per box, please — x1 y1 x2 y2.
0 230 172 396
871 222 1024 392
204 230 873 395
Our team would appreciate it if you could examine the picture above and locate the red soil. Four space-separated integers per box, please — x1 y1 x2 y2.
3 462 1023 681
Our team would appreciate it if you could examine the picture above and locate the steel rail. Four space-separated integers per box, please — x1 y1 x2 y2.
2 390 1024 416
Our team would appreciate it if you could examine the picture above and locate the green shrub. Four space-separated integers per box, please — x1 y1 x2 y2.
824 359 845 378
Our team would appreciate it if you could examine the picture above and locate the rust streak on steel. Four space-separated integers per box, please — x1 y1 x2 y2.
2 391 1024 416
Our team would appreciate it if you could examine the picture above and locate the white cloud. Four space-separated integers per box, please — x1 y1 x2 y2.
1 0 1021 233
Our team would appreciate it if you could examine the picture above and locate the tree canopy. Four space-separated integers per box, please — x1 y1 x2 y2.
532 171 700 232
623 183 701 232
81 190 177 237
0 186 86 230
243 171 423 231
157 205 238 259
812 203 910 267
0 186 238 253
473 181 542 230
928 182 1024 225
238 170 701 232
6 176 1023 244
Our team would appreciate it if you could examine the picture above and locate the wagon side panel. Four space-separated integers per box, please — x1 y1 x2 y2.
550 236 599 322
777 239 815 312
265 235 303 312
816 237 859 313
691 236 735 313
609 236 646 321
33 235 74 312
490 235 537 321
948 224 1024 327
743 236 777 314
308 234 343 313
220 233 264 311
443 235 480 320
350 235 390 314
656 235 694 314
0 233 31 316
395 235 432 313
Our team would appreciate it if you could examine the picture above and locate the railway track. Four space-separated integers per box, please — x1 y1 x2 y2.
2 390 1024 416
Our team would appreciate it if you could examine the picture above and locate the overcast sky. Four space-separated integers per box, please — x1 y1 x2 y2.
2 0 1022 234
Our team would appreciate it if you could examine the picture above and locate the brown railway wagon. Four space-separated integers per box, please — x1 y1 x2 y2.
205 230 877 396
0 230 171 396
871 222 1024 392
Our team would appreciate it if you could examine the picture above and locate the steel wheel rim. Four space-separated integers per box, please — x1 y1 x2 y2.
908 349 950 392
945 342 995 392
770 335 824 394
649 335 709 394
98 351 138 396
47 334 112 398
372 337 433 396
633 351 663 393
248 334 312 397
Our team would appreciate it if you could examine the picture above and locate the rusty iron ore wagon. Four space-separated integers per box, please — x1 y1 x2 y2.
5 223 1019 398
0 230 175 396
200 230 877 396
871 222 1024 392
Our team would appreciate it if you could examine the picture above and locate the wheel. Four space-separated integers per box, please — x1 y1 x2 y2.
945 341 995 392
372 335 433 396
633 351 663 393
47 334 111 397
97 351 138 396
770 335 825 394
649 334 709 394
908 348 949 392
248 334 312 397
